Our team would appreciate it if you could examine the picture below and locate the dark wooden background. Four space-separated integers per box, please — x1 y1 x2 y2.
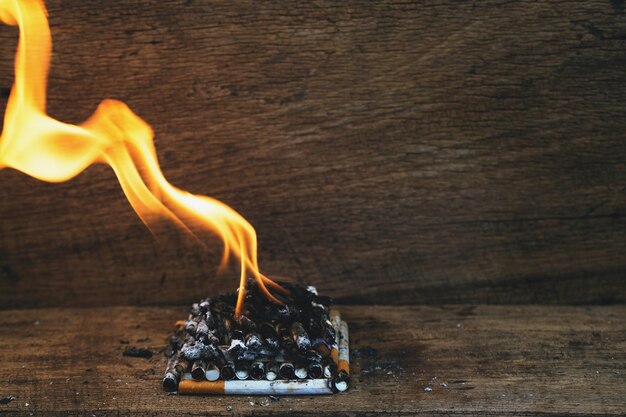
0 0 624 309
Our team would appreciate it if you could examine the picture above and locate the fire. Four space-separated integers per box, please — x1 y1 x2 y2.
0 0 286 315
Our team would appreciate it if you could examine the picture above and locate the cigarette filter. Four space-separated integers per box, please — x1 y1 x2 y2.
308 362 323 379
294 365 308 379
178 379 333 395
205 362 220 381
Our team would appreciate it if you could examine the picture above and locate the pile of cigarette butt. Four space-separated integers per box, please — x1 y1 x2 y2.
163 281 349 395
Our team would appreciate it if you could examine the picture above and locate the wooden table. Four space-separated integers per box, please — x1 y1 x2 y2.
0 305 623 416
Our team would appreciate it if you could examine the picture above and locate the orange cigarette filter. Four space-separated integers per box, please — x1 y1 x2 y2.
331 347 339 367
179 380 225 395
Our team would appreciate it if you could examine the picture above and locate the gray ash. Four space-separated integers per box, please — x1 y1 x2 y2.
0 395 15 405
123 346 153 359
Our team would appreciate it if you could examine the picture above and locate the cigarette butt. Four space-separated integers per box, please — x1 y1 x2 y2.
279 362 295 379
250 362 266 380
205 363 220 381
175 359 190 375
294 365 308 379
323 365 332 378
291 322 311 353
235 362 249 380
266 362 279 381
220 363 236 380
175 320 186 328
335 379 348 392
308 362 323 379
162 372 178 392
178 379 333 395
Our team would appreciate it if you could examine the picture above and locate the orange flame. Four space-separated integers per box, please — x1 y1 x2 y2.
0 0 286 315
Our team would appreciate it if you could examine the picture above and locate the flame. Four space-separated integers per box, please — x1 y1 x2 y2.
0 0 287 315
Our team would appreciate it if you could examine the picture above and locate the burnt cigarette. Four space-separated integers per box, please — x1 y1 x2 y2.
265 362 279 381
162 355 180 392
235 362 249 380
220 362 236 381
308 362 324 379
191 359 207 381
195 320 209 341
236 315 257 332
190 303 201 317
162 371 178 392
178 379 333 395
185 319 198 335
329 310 341 367
199 299 210 313
291 322 311 353
245 332 262 351
205 362 220 382
180 339 204 362
278 362 295 379
221 318 233 344
276 324 294 352
249 361 266 380
175 359 190 375
335 320 350 392
226 334 246 359
232 329 245 343
259 322 280 352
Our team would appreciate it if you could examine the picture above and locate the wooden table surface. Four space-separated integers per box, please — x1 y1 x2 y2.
0 304 623 416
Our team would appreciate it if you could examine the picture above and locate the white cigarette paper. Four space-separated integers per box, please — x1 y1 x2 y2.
205 363 220 381
178 379 334 395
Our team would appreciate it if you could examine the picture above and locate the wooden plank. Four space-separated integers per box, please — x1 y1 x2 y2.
0 305 624 416
0 0 625 308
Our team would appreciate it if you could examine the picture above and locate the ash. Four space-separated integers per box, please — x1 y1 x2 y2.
162 280 343 392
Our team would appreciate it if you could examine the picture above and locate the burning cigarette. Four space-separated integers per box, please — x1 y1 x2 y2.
178 379 333 395
335 320 350 392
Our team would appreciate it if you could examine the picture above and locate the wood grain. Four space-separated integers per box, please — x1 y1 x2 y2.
0 305 624 416
0 0 625 308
